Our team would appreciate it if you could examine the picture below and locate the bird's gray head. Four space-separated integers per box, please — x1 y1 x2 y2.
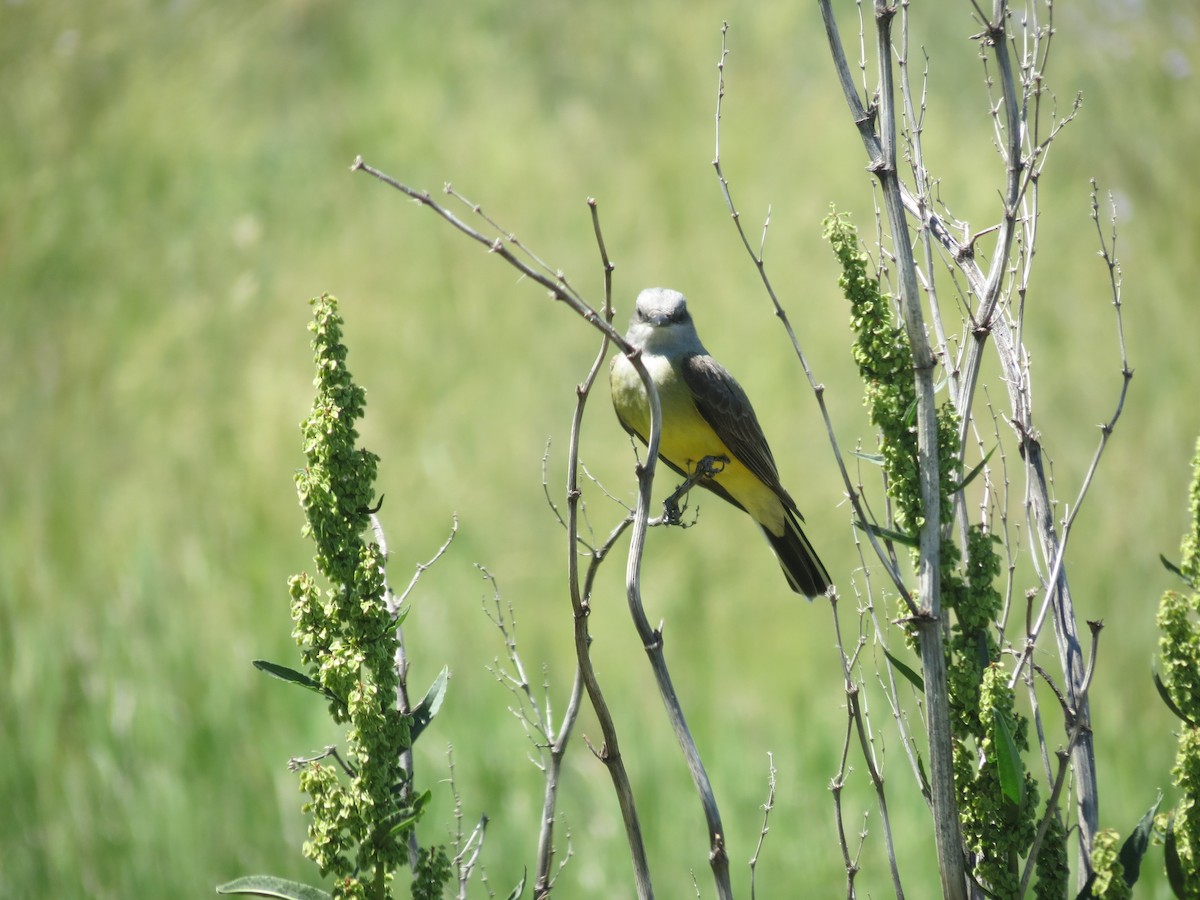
625 288 703 353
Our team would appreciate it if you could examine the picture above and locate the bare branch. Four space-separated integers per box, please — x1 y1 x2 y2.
455 813 490 900
371 511 457 869
712 20 913 611
858 4 965 893
821 0 1111 879
351 158 625 347
553 196 654 899
355 162 679 897
748 753 777 900
830 592 907 898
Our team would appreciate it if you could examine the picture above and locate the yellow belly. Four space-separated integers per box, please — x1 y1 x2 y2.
610 353 786 535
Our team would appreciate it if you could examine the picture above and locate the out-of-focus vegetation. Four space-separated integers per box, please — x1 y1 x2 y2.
1 2 1197 896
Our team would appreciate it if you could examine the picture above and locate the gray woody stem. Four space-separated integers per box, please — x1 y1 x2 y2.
818 2 967 895
869 2 966 896
355 160 737 898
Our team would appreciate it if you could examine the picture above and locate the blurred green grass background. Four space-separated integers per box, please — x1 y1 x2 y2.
2 1 1197 896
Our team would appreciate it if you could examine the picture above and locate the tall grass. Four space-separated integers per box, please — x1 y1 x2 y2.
1 2 1196 896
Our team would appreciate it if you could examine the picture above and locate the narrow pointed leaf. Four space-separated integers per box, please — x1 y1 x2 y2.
1152 663 1196 726
252 660 338 702
1160 554 1196 587
949 445 997 493
1164 812 1190 898
849 450 885 466
855 520 919 548
385 791 430 838
883 647 924 692
216 875 332 899
1160 554 1184 578
505 868 528 900
410 665 449 745
1118 794 1162 886
916 750 931 802
992 707 1024 807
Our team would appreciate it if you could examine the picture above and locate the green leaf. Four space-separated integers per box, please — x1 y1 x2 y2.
505 868 528 900
252 660 339 702
1160 554 1197 588
948 445 997 493
915 751 931 803
216 875 332 899
385 789 432 837
883 647 924 692
410 666 449 745
1164 812 1190 899
855 519 919 548
974 629 994 670
991 707 1024 807
1153 663 1196 726
1118 794 1162 887
849 450 885 466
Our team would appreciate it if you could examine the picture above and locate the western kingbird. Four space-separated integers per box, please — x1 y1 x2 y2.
610 287 831 598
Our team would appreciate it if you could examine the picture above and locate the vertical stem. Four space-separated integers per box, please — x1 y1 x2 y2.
533 665 585 897
564 352 654 899
620 355 734 900
871 2 966 896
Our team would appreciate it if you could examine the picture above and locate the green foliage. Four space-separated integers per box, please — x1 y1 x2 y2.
2 1 1196 896
943 529 1004 738
944 530 1037 899
1158 437 1200 895
235 296 449 900
217 874 333 899
289 295 409 887
824 209 923 531
1088 830 1131 900
1184 438 1200 583
410 847 452 900
825 207 961 534
827 208 1042 898
956 667 1039 898
1034 812 1069 900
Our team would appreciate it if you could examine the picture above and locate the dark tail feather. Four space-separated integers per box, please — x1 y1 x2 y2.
761 507 831 599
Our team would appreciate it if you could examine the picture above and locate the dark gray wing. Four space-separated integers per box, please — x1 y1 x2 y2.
680 353 796 509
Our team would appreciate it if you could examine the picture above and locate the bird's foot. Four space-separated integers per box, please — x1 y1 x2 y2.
660 455 727 526
693 455 728 481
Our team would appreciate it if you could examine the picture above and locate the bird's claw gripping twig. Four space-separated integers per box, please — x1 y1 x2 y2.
661 455 728 525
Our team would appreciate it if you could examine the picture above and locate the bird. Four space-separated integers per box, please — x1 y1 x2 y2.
609 287 831 598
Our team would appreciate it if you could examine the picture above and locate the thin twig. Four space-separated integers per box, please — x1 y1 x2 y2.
372 512 458 869
831 592 906 898
822 0 1108 880
748 753 777 900
551 196 654 899
455 814 490 900
862 3 964 894
352 159 621 344
533 203 636 897
712 20 910 610
356 161 673 897
1016 623 1103 895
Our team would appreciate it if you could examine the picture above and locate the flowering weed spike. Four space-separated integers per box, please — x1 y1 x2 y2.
282 295 448 898
1157 436 1200 892
827 210 1038 897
